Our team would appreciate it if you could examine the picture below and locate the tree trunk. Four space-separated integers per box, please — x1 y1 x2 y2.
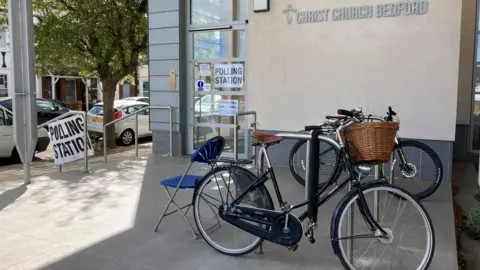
102 80 117 149
134 67 139 96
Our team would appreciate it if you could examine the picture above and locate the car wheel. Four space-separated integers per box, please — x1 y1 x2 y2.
119 129 134 146
11 148 21 164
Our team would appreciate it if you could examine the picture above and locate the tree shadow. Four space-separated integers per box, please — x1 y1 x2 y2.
0 184 27 211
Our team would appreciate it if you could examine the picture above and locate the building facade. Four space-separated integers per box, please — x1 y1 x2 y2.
148 0 480 181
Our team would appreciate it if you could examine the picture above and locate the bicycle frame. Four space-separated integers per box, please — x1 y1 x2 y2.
231 130 388 236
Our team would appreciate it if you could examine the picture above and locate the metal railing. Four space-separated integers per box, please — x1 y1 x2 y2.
233 111 258 162
103 106 173 163
37 110 89 172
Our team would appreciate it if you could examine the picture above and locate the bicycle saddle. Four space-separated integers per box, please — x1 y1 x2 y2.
251 132 283 146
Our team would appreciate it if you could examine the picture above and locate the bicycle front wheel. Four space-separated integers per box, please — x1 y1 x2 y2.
331 181 435 270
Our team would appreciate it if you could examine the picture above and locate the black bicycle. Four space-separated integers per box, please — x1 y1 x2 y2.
288 107 443 201
192 111 435 269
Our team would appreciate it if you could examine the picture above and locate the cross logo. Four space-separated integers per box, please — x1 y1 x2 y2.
283 4 297 24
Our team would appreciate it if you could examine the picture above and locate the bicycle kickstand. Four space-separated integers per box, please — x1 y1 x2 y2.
255 243 264 255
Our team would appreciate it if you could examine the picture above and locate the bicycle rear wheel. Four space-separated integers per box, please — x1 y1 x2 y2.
288 139 342 187
331 181 435 269
193 165 274 256
382 140 443 201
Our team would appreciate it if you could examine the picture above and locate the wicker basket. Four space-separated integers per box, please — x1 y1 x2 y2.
341 122 399 165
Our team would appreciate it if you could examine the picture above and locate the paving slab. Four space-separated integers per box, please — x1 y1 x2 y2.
0 154 458 270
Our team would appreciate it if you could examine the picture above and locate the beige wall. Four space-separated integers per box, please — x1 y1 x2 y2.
457 0 476 125
247 0 462 141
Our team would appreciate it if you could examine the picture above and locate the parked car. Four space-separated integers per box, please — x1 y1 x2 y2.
122 96 150 104
0 97 70 129
0 104 50 163
87 100 151 146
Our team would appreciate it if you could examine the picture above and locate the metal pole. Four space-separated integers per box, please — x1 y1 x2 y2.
374 165 380 221
389 152 395 185
169 107 173 156
83 111 88 171
252 114 257 166
59 164 62 172
135 113 139 156
234 114 238 160
9 0 38 185
346 181 354 264
104 125 107 162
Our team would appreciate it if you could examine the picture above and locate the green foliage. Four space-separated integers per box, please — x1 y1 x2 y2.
466 204 480 240
0 0 147 83
474 192 480 203
0 0 148 148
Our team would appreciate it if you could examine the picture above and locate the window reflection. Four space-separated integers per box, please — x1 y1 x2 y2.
191 0 249 25
473 16 480 150
194 94 245 124
194 30 246 59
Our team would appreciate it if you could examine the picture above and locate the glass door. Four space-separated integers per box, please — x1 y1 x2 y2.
187 27 248 158
187 0 249 157
471 8 480 152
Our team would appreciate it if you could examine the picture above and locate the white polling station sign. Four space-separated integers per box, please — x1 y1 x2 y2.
214 63 244 88
48 115 94 165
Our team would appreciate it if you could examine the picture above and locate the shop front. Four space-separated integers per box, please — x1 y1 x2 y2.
148 0 480 181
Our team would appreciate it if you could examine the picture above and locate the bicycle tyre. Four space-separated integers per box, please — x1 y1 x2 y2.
288 139 343 188
193 165 275 256
331 181 435 269
387 140 444 201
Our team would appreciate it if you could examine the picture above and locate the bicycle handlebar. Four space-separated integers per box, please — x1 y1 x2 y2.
326 115 348 120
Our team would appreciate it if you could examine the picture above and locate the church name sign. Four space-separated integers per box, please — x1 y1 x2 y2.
283 1 429 24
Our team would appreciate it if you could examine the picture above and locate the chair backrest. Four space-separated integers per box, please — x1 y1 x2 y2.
191 136 225 163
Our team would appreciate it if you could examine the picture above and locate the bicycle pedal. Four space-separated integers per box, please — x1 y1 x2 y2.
308 236 315 244
305 231 316 244
287 244 299 252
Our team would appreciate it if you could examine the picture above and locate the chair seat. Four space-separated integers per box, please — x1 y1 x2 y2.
160 175 201 189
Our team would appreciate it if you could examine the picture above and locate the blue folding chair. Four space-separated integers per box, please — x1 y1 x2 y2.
153 136 225 239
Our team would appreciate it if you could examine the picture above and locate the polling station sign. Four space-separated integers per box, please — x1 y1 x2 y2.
214 64 244 88
48 115 94 165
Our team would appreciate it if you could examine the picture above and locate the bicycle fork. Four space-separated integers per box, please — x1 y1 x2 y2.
354 182 390 238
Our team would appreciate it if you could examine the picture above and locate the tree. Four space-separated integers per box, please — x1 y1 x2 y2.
0 0 148 149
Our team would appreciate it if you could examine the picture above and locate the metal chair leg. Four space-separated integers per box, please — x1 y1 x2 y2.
166 190 199 239
154 164 193 232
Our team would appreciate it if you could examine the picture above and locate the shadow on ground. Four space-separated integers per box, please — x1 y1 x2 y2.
0 154 460 270
0 184 27 211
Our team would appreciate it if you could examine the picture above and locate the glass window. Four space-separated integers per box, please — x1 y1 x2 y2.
473 16 480 150
194 94 244 124
37 99 58 112
0 99 12 111
142 81 150 98
89 78 99 103
89 105 105 115
65 79 76 105
0 108 4 126
0 74 7 97
194 61 245 92
193 126 245 154
194 30 245 59
191 0 249 25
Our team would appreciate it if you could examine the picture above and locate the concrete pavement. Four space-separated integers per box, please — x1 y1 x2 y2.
0 154 458 270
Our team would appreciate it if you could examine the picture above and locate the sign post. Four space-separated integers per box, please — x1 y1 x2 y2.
8 0 38 185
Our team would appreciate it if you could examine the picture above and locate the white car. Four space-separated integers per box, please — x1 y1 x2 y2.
0 105 50 162
122 96 150 104
87 100 151 146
